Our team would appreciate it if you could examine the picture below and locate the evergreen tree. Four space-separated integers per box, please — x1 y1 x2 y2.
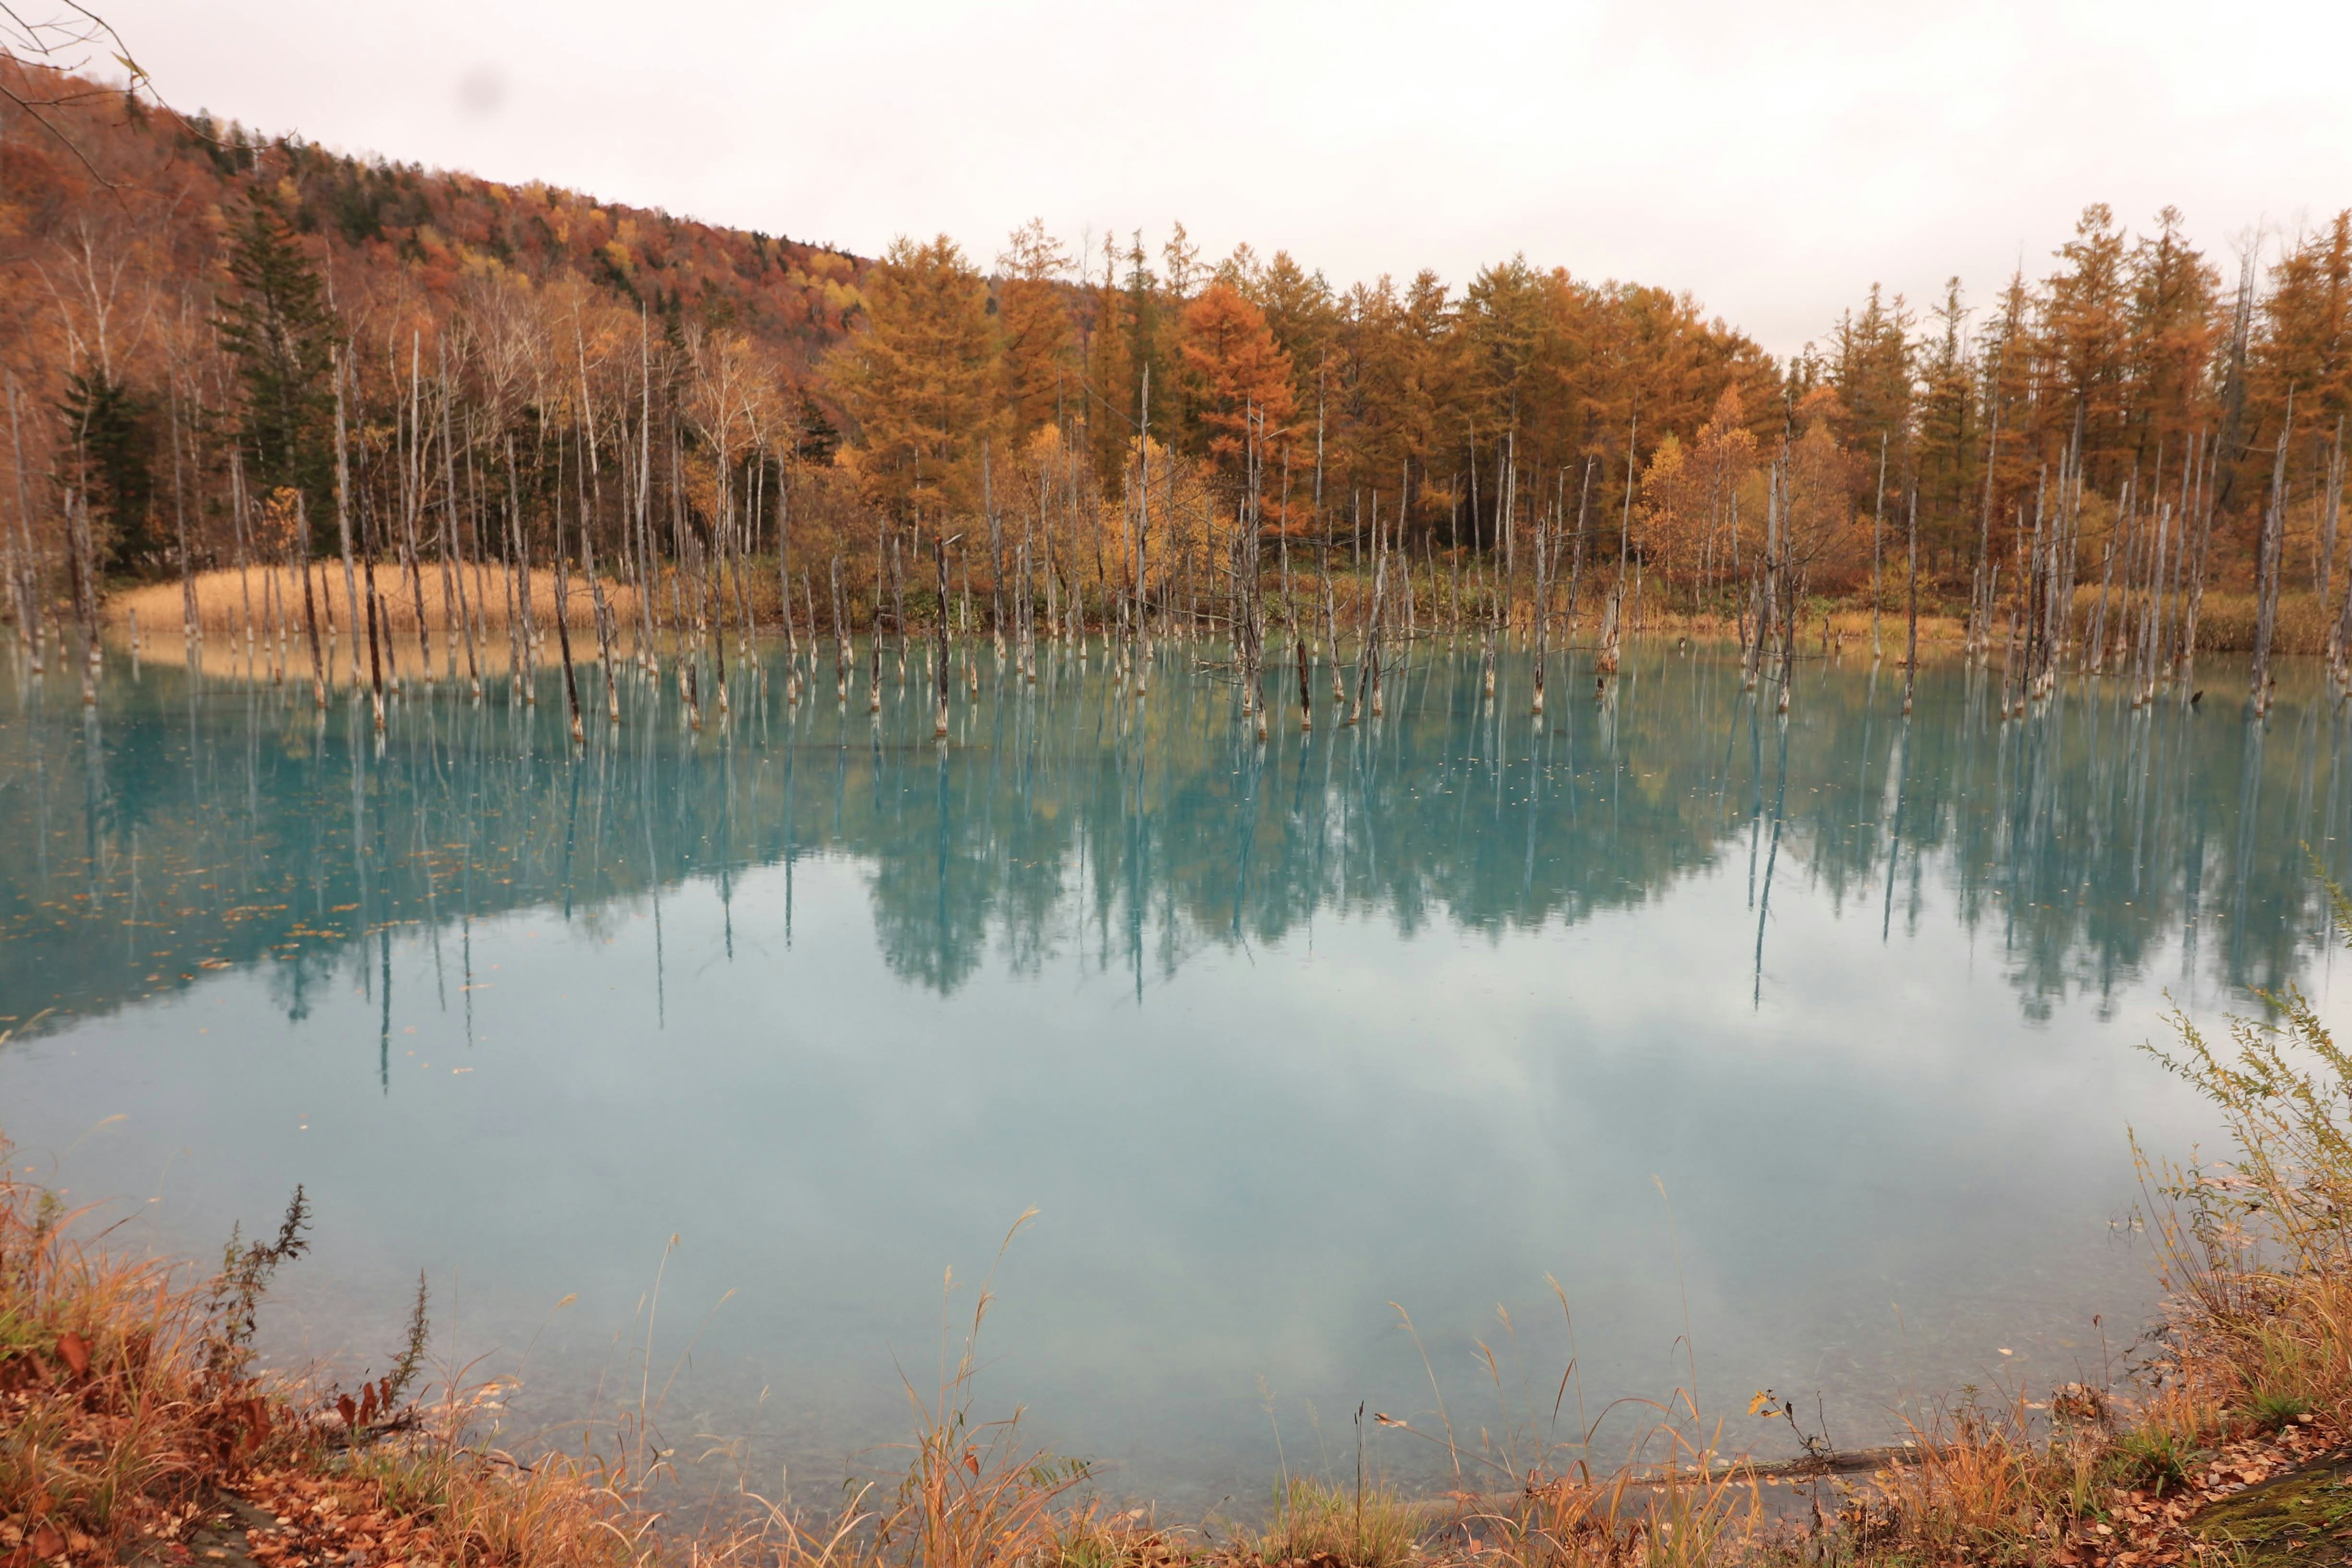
58 365 159 574
1124 230 1166 453
1829 283 1915 518
1913 280 1979 573
214 192 337 533
794 392 842 466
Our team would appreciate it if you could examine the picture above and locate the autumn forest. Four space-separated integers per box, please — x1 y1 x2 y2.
7 54 2352 725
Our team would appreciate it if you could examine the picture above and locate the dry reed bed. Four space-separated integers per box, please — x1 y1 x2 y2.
104 566 641 640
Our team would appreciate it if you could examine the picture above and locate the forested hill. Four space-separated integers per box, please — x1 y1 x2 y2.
0 57 871 374
9 46 2350 677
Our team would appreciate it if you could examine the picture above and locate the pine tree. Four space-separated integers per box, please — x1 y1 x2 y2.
1914 279 1978 575
58 365 157 573
1124 230 1167 450
214 192 337 531
1829 283 1913 518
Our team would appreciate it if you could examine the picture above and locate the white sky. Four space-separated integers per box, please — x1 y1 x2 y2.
88 0 2352 359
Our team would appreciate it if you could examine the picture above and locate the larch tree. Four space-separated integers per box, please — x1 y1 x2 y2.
1178 281 1295 477
2041 204 2133 486
1082 233 1134 494
2125 206 2221 462
2253 213 2352 445
826 234 1002 518
997 219 1072 442
1782 393 1864 589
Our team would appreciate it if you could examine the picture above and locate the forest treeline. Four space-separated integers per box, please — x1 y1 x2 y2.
6 53 2352 715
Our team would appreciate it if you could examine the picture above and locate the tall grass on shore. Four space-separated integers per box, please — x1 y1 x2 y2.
2140 874 2352 1434
0 1145 223 1554
0 1134 651 1567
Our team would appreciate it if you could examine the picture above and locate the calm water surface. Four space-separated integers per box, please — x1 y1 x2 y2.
1 638 2345 1507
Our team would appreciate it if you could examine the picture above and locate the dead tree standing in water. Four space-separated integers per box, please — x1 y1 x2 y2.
933 527 952 738
2252 401 2290 716
1903 486 1919 716
831 554 848 704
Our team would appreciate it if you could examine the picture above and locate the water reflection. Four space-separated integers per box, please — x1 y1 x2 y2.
0 640 2341 1507
3 643 2340 1035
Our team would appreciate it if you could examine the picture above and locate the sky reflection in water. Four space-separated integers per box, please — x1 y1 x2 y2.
1 640 2345 1507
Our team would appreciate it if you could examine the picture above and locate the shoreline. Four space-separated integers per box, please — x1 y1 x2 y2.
4 1104 2347 1568
45 566 2352 663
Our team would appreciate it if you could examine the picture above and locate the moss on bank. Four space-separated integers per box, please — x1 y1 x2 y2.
2193 1452 2352 1564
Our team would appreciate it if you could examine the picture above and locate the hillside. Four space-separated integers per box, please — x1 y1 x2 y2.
0 56 870 380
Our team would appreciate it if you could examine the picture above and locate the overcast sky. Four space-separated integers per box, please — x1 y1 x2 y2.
88 0 2352 358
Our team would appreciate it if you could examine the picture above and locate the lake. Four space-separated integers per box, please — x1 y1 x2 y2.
0 635 2341 1512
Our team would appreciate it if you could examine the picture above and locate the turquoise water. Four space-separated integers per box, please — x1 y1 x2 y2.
0 636 2342 1508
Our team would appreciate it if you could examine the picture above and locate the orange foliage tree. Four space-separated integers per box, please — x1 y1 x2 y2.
1177 282 1294 478
826 235 1001 518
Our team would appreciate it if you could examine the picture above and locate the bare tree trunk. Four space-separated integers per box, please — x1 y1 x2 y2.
982 442 1003 650
558 545 589 744
1531 476 1550 715
1567 458 1591 643
2324 415 2346 616
1903 486 1919 715
1295 605 1313 731
401 336 433 683
296 492 326 707
507 433 536 702
230 447 255 671
1871 431 1887 661
574 346 619 724
6 379 42 672
362 499 386 731
934 529 951 737
334 353 364 687
1324 572 1343 704
2253 405 2290 715
439 351 480 697
168 381 197 646
778 467 800 703
66 490 97 704
827 554 846 704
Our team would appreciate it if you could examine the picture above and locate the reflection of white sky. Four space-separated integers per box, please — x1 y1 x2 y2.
90 1 2352 357
0 819 2285 1507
